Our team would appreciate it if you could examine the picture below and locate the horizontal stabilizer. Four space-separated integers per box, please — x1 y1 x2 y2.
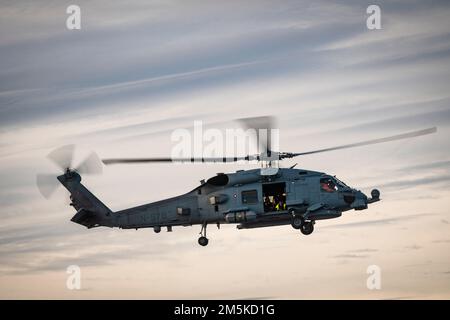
71 208 100 228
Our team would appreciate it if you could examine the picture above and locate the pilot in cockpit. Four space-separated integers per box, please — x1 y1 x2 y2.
321 178 337 193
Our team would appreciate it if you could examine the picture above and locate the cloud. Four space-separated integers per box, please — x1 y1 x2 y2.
1 0 450 299
333 254 368 259
381 296 421 300
432 239 450 243
397 160 450 172
373 174 450 191
324 213 432 229
0 224 195 275
348 248 378 253
404 245 422 250
238 296 276 300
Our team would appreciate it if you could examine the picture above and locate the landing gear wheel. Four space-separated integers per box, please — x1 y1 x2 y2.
198 236 209 246
291 216 303 229
300 221 314 235
198 222 209 246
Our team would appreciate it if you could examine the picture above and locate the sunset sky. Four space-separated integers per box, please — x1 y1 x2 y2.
0 0 449 299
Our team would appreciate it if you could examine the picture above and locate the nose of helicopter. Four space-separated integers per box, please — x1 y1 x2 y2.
351 190 368 210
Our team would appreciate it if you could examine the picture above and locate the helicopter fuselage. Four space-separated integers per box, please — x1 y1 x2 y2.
107 168 379 231
58 167 380 245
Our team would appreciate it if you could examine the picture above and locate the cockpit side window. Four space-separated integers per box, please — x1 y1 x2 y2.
320 178 337 192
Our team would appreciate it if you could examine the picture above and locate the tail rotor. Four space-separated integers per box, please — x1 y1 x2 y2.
36 145 103 199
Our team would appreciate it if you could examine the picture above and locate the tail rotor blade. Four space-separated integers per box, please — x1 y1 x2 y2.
47 144 75 171
38 145 103 201
36 174 60 199
76 152 103 175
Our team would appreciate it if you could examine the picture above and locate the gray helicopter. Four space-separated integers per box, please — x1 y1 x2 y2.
37 119 436 246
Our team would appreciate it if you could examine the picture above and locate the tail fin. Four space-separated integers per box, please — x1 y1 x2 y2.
57 171 114 228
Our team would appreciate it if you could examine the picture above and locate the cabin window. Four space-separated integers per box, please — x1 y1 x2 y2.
241 190 258 204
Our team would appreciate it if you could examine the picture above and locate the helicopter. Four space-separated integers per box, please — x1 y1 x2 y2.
37 117 437 246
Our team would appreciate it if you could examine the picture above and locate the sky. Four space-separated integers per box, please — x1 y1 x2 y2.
0 0 449 299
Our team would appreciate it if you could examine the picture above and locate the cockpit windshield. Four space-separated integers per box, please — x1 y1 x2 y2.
334 176 349 189
320 177 337 192
320 176 349 192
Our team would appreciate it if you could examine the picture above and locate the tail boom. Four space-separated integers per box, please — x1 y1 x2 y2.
57 171 114 228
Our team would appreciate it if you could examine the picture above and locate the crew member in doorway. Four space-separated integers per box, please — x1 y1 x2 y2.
264 196 272 212
275 195 286 211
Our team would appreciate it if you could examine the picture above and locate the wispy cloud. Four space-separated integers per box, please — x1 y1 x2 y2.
373 175 450 191
324 213 432 229
1 0 450 299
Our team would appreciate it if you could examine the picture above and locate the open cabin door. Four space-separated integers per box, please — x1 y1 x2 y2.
262 182 286 212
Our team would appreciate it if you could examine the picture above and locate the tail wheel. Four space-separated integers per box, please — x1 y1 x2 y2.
300 221 314 235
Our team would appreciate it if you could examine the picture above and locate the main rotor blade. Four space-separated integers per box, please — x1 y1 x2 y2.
36 174 60 199
47 144 75 171
282 127 437 159
237 116 276 154
102 156 257 165
76 152 103 175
